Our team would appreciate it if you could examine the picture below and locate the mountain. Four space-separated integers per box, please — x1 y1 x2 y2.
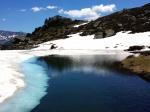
27 3 150 41
79 3 150 38
0 30 26 45
1 3 150 50
26 15 85 42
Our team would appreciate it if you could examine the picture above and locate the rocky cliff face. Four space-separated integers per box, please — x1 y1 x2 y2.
1 3 150 50
78 3 150 38
0 16 85 50
27 15 85 43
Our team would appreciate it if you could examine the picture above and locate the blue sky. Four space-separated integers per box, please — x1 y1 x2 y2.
0 0 149 33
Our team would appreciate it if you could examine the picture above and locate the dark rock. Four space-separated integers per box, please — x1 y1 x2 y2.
94 32 104 39
50 44 57 49
12 37 24 44
126 45 145 51
28 15 85 41
126 55 135 59
80 30 95 36
81 3 150 36
117 23 123 27
93 21 101 27
140 51 150 56
105 29 115 37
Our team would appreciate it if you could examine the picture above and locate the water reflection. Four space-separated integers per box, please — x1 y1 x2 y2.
32 55 150 112
39 54 150 82
39 55 133 77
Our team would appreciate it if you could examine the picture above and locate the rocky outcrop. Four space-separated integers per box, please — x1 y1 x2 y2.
18 3 150 44
79 3 150 38
94 32 104 39
121 51 150 75
125 45 145 51
27 15 85 42
0 16 85 50
1 3 150 50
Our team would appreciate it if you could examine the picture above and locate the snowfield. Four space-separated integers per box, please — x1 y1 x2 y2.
0 31 150 104
0 50 130 104
33 31 150 51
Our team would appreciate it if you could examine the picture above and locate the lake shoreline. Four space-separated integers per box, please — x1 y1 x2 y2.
2 49 150 110
0 50 130 104
31 53 150 112
119 51 150 76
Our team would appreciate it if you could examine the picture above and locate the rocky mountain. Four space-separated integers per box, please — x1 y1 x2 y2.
0 16 85 50
26 15 85 42
0 30 26 45
1 3 150 50
0 30 26 40
78 3 150 38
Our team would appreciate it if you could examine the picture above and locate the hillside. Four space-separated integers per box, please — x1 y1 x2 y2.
26 15 85 42
28 3 150 40
1 3 150 50
79 3 150 38
0 30 26 45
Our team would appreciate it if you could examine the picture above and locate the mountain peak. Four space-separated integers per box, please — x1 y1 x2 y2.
43 15 83 28
2 2 150 50
143 2 150 7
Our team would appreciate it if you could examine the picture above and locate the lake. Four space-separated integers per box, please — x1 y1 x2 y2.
30 55 150 112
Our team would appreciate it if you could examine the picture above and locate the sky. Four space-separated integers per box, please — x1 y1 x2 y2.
0 0 149 33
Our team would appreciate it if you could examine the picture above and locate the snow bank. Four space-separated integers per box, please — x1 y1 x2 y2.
0 51 26 103
0 50 50 104
0 57 49 112
1 31 149 107
34 31 150 50
0 48 131 104
73 22 88 28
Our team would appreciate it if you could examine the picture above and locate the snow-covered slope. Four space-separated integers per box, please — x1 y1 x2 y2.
0 49 131 104
33 31 150 51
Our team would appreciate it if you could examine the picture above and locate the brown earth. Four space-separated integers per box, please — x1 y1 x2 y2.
121 53 150 75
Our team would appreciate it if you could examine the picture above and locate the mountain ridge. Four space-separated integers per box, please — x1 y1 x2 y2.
0 30 26 45
1 3 150 50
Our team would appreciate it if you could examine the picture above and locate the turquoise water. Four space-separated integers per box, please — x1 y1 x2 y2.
1 55 150 112
0 57 49 112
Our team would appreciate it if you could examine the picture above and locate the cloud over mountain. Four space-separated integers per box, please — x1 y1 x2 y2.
59 4 116 20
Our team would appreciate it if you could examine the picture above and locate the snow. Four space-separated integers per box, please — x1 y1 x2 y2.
73 22 88 28
0 49 130 104
0 34 18 40
0 51 26 103
33 31 150 51
0 31 150 104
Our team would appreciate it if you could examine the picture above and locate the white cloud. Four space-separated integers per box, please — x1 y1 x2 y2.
19 9 27 12
59 8 100 20
31 7 45 12
92 4 116 12
58 9 64 13
31 5 57 12
2 18 6 22
59 4 116 20
47 5 57 9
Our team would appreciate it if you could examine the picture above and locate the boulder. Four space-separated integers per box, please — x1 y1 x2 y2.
125 45 145 51
50 44 57 49
94 32 104 39
93 21 101 27
105 29 115 37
